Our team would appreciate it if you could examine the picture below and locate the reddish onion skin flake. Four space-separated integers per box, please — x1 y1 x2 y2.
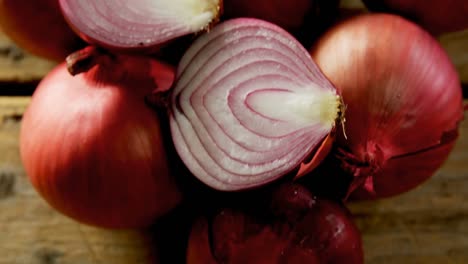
310 14 464 199
169 18 342 191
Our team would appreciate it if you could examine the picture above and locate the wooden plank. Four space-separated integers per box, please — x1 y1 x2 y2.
440 30 468 84
0 1 467 262
0 30 56 83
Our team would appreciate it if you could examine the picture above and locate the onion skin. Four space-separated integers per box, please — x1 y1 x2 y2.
351 135 458 199
0 0 84 61
20 52 181 228
310 14 464 199
362 0 468 35
186 184 363 264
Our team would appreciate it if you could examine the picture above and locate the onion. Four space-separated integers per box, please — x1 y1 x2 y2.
309 14 464 199
186 184 364 263
362 0 468 35
20 47 182 228
168 18 342 191
222 0 341 45
0 0 84 61
58 0 222 52
224 0 314 31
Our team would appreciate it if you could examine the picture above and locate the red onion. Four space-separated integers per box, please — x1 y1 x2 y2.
20 47 182 228
310 14 464 199
222 0 341 45
58 0 222 51
362 0 468 35
168 18 342 191
224 0 314 31
0 0 84 61
186 184 364 263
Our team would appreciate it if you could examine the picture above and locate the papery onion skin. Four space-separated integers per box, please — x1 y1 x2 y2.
310 14 464 199
186 184 363 264
169 18 341 191
362 0 468 35
0 0 84 61
58 0 222 52
20 52 181 228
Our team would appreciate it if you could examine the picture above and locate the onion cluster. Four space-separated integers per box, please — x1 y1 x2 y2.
3 1 465 263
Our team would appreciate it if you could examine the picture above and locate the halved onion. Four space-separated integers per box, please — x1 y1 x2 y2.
59 0 222 51
169 18 342 191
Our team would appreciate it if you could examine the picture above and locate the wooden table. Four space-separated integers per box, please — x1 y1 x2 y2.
1 2 468 263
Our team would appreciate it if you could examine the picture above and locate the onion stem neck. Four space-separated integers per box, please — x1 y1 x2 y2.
66 46 114 76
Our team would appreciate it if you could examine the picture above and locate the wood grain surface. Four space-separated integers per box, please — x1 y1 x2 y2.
1 1 467 263
0 30 56 83
440 30 468 84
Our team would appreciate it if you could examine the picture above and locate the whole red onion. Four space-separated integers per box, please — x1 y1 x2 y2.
20 47 182 228
309 14 464 199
